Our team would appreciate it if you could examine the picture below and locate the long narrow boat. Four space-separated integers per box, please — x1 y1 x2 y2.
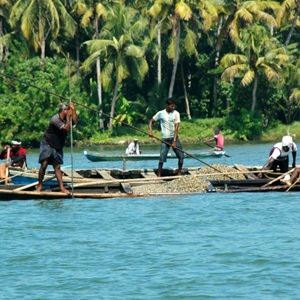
83 149 226 162
0 164 298 200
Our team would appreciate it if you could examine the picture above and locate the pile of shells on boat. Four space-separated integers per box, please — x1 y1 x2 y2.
131 164 245 194
193 164 246 180
131 175 210 194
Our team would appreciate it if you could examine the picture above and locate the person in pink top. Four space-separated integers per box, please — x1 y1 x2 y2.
203 128 225 150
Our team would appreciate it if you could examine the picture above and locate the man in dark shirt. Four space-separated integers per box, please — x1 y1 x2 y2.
36 102 77 194
10 139 27 168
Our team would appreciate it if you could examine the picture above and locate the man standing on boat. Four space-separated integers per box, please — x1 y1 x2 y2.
203 128 225 151
259 135 297 177
36 102 77 194
148 98 184 177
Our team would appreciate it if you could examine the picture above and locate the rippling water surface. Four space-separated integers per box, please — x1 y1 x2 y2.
1 143 299 299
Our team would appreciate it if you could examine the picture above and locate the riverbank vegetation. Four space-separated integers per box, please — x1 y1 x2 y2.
85 118 300 146
1 1 300 147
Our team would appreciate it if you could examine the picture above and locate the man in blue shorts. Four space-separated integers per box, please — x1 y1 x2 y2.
148 98 184 177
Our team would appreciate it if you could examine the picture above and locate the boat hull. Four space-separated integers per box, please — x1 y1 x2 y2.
0 165 296 201
83 150 226 162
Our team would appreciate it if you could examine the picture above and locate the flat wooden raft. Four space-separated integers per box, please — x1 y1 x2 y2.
0 188 146 200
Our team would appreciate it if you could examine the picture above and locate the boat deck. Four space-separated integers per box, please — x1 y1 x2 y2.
0 165 297 200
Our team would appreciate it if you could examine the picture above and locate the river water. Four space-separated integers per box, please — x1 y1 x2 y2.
1 142 299 299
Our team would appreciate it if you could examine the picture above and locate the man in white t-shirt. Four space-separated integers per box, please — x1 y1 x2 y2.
259 135 297 177
148 98 184 177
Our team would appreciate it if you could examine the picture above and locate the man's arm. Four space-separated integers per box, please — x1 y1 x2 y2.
258 157 274 178
148 118 155 137
202 137 214 143
172 122 179 147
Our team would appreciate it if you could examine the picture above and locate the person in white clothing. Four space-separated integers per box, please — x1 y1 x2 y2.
148 98 184 177
125 139 141 155
259 135 297 177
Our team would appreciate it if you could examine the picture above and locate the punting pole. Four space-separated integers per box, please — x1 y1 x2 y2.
0 72 231 177
5 147 10 185
69 115 74 197
67 55 74 197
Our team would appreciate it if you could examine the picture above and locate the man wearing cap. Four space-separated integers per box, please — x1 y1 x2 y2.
125 139 141 155
36 102 77 194
10 139 27 169
259 135 297 177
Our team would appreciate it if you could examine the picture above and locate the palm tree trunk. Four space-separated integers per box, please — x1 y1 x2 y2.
96 58 104 129
75 29 80 76
157 19 162 85
0 18 3 62
94 12 104 129
251 75 258 111
168 18 181 98
180 60 191 119
284 2 300 46
212 16 224 116
109 81 119 130
41 39 46 70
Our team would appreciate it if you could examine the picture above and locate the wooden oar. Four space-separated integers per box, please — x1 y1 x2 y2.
203 142 230 157
262 168 295 188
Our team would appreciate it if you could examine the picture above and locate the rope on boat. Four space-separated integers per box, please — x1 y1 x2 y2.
0 72 232 177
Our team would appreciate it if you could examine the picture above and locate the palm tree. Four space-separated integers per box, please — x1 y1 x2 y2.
196 0 222 116
72 0 107 129
221 24 289 112
227 0 279 44
277 52 300 123
150 0 201 121
9 0 76 68
0 0 12 63
276 0 300 46
82 3 149 129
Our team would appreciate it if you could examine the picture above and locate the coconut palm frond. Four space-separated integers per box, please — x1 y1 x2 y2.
175 1 192 21
241 70 255 86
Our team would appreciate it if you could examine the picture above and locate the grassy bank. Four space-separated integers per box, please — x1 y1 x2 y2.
79 119 300 146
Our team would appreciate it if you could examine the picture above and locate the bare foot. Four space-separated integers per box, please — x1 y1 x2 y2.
60 188 70 195
36 185 42 192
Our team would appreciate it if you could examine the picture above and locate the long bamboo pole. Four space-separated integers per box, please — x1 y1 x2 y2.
262 168 295 188
0 72 232 177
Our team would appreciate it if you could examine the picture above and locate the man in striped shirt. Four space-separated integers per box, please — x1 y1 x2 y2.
149 98 184 177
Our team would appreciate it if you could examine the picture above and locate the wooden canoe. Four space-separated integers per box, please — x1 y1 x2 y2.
83 149 226 162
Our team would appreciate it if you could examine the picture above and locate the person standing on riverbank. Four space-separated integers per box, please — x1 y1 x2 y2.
148 98 184 177
36 102 77 194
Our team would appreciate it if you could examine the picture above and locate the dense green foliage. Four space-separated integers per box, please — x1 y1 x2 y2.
0 0 300 146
